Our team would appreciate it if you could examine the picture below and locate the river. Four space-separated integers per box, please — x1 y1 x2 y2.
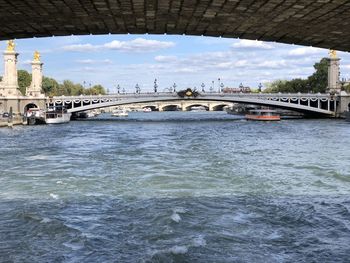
0 112 349 262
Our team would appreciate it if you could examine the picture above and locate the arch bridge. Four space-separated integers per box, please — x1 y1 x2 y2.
1 1 350 51
50 92 338 117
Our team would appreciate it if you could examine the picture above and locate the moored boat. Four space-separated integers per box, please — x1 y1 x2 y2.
46 106 71 124
245 109 281 121
143 107 152 112
111 109 128 117
25 108 46 125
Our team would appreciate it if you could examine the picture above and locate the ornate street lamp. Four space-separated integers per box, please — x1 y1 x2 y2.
239 83 244 92
201 83 205 92
258 83 262 92
218 78 221 93
154 79 158 93
135 84 140 94
220 82 224 93
122 88 125 94
210 81 214 93
117 84 120 94
173 83 177 92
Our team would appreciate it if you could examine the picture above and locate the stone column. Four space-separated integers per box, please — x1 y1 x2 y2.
26 51 44 97
327 50 341 94
0 47 22 97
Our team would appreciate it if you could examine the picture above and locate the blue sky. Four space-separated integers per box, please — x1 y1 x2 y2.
1 34 350 93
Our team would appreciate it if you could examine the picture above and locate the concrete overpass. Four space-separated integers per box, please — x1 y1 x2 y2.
1 1 350 51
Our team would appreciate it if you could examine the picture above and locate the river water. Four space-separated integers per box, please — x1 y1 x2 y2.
0 112 349 262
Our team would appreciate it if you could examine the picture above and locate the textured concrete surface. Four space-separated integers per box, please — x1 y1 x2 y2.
0 0 350 50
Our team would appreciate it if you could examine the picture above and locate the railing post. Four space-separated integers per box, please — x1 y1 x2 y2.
328 99 330 111
318 99 320 109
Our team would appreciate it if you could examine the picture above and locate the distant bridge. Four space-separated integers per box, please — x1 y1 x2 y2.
50 92 339 117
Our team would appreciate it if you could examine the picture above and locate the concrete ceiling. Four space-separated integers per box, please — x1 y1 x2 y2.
1 0 350 51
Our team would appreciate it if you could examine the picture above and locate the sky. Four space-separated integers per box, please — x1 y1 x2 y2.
1 34 350 93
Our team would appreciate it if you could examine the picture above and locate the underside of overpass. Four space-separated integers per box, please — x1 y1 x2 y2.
1 1 350 51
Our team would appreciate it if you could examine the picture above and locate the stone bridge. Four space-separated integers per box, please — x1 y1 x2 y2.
50 92 342 117
1 1 350 51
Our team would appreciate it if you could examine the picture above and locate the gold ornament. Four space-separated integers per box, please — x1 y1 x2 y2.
34 51 40 61
6 40 15 51
329 49 337 59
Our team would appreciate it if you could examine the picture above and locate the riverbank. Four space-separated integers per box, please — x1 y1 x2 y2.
0 117 25 127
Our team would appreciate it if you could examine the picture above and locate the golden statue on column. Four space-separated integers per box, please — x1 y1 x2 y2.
6 40 15 52
329 49 337 59
33 51 40 61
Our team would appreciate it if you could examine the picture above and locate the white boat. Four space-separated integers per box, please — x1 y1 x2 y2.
87 111 96 118
190 106 207 112
143 107 152 112
45 107 71 124
111 109 128 117
25 108 46 125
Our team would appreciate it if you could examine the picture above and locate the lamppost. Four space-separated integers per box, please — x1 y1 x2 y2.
218 78 221 93
201 83 205 92
154 79 158 93
220 82 224 93
135 84 140 94
258 83 262 92
117 84 120 94
239 83 244 92
122 88 125 94
210 81 214 93
173 83 177 92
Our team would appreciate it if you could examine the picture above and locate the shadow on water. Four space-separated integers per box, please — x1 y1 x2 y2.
1 195 350 263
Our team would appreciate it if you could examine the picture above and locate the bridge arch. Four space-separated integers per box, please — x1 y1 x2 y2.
185 104 209 111
212 104 230 111
24 103 38 112
51 93 336 117
161 104 180 111
0 1 350 51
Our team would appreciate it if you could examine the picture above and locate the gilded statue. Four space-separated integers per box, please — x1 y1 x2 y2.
34 51 40 61
329 49 337 59
6 40 15 51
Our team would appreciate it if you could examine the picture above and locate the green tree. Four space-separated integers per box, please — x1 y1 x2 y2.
42 77 59 96
264 58 329 93
18 70 32 95
307 58 328 93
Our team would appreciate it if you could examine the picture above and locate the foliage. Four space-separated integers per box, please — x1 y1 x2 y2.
18 70 32 95
344 84 350 93
15 70 106 96
264 58 328 93
42 77 60 96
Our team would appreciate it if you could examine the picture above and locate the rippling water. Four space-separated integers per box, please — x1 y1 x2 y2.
0 112 349 262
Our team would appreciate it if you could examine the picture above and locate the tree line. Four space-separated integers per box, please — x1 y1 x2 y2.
263 58 350 93
0 70 106 96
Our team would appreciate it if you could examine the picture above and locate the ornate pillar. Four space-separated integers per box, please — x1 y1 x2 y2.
327 50 341 94
0 40 22 97
26 51 44 97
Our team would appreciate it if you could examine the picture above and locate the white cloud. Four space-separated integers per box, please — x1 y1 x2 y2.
76 59 112 64
63 38 175 53
154 55 178 63
63 43 97 52
288 46 324 57
231 40 274 49
104 38 175 52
